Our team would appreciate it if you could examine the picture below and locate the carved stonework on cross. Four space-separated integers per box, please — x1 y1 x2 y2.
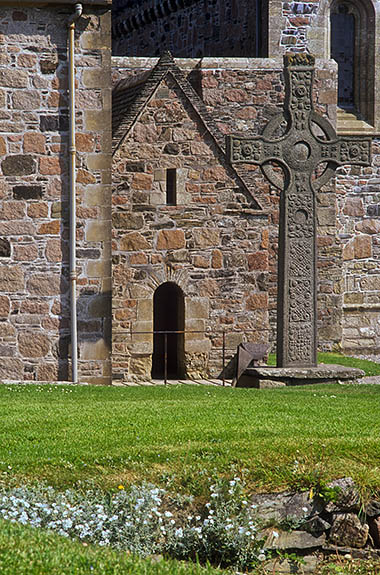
227 53 371 368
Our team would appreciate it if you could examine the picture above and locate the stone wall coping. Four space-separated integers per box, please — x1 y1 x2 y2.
344 303 380 311
0 0 111 6
112 56 337 72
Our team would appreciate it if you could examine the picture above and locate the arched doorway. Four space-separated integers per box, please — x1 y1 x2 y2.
151 282 185 379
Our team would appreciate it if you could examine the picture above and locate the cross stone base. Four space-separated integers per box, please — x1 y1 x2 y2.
235 364 364 388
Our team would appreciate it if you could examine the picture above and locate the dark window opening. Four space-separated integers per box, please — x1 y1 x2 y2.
331 4 355 108
152 282 185 379
166 168 177 205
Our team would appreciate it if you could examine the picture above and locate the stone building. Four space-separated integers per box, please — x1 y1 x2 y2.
0 0 379 383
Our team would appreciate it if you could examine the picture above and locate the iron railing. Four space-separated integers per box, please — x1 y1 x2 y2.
128 329 263 385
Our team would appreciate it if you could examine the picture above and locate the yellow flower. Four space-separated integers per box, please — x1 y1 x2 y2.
118 484 125 490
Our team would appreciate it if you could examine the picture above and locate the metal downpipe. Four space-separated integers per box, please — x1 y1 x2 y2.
68 3 82 383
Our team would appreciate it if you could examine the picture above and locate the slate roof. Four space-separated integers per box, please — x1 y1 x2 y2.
112 52 262 209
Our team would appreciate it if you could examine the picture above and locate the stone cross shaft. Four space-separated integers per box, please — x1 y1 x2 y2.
227 53 371 368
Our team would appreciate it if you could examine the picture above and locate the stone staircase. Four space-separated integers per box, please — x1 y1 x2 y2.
337 107 375 135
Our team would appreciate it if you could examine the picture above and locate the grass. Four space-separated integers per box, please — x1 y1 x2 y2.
267 351 380 376
0 519 228 575
1 382 380 497
1 519 379 575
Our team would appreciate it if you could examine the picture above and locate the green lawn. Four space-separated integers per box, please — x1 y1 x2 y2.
1 382 380 496
0 519 228 575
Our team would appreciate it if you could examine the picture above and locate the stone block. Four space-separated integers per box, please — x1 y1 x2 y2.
39 157 61 176
317 207 336 226
344 197 364 217
130 321 153 343
129 355 152 378
343 235 372 260
2 155 35 176
76 133 95 153
193 227 220 248
184 319 205 340
86 221 110 242
18 332 50 358
128 341 153 354
0 201 25 220
150 191 166 205
225 332 244 349
0 358 23 379
14 244 38 261
0 295 10 317
83 185 109 207
38 221 60 235
112 212 144 230
137 299 153 322
186 298 209 319
82 69 110 89
211 249 223 269
80 339 110 361
87 260 111 278
88 295 111 318
40 57 58 74
37 363 59 382
156 229 185 250
184 339 211 353
0 136 6 156
120 232 150 251
0 69 28 88
344 292 364 304
27 274 61 296
246 293 268 310
154 168 165 181
13 185 43 200
0 266 24 292
329 513 369 548
84 110 111 131
24 133 46 154
356 219 380 234
12 90 40 110
131 173 153 191
86 153 111 171
247 252 268 271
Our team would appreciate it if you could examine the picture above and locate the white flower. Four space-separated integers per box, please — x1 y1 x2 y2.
258 553 266 562
164 511 173 518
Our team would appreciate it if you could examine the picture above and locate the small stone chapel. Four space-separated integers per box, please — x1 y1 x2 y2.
0 0 379 383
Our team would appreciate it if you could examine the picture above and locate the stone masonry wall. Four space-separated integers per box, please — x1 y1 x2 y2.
112 0 261 58
112 63 270 381
0 4 112 383
337 140 380 353
112 57 344 380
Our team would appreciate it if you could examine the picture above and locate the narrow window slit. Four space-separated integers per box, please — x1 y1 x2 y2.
166 168 177 205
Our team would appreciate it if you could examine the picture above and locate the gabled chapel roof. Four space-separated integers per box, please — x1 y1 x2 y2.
112 52 263 210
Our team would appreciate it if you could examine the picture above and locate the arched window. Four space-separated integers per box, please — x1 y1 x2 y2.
330 0 376 127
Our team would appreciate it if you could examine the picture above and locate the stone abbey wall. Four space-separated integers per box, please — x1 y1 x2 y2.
0 3 112 383
112 0 262 58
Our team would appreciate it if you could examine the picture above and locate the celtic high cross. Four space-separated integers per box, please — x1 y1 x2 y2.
227 53 371 368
